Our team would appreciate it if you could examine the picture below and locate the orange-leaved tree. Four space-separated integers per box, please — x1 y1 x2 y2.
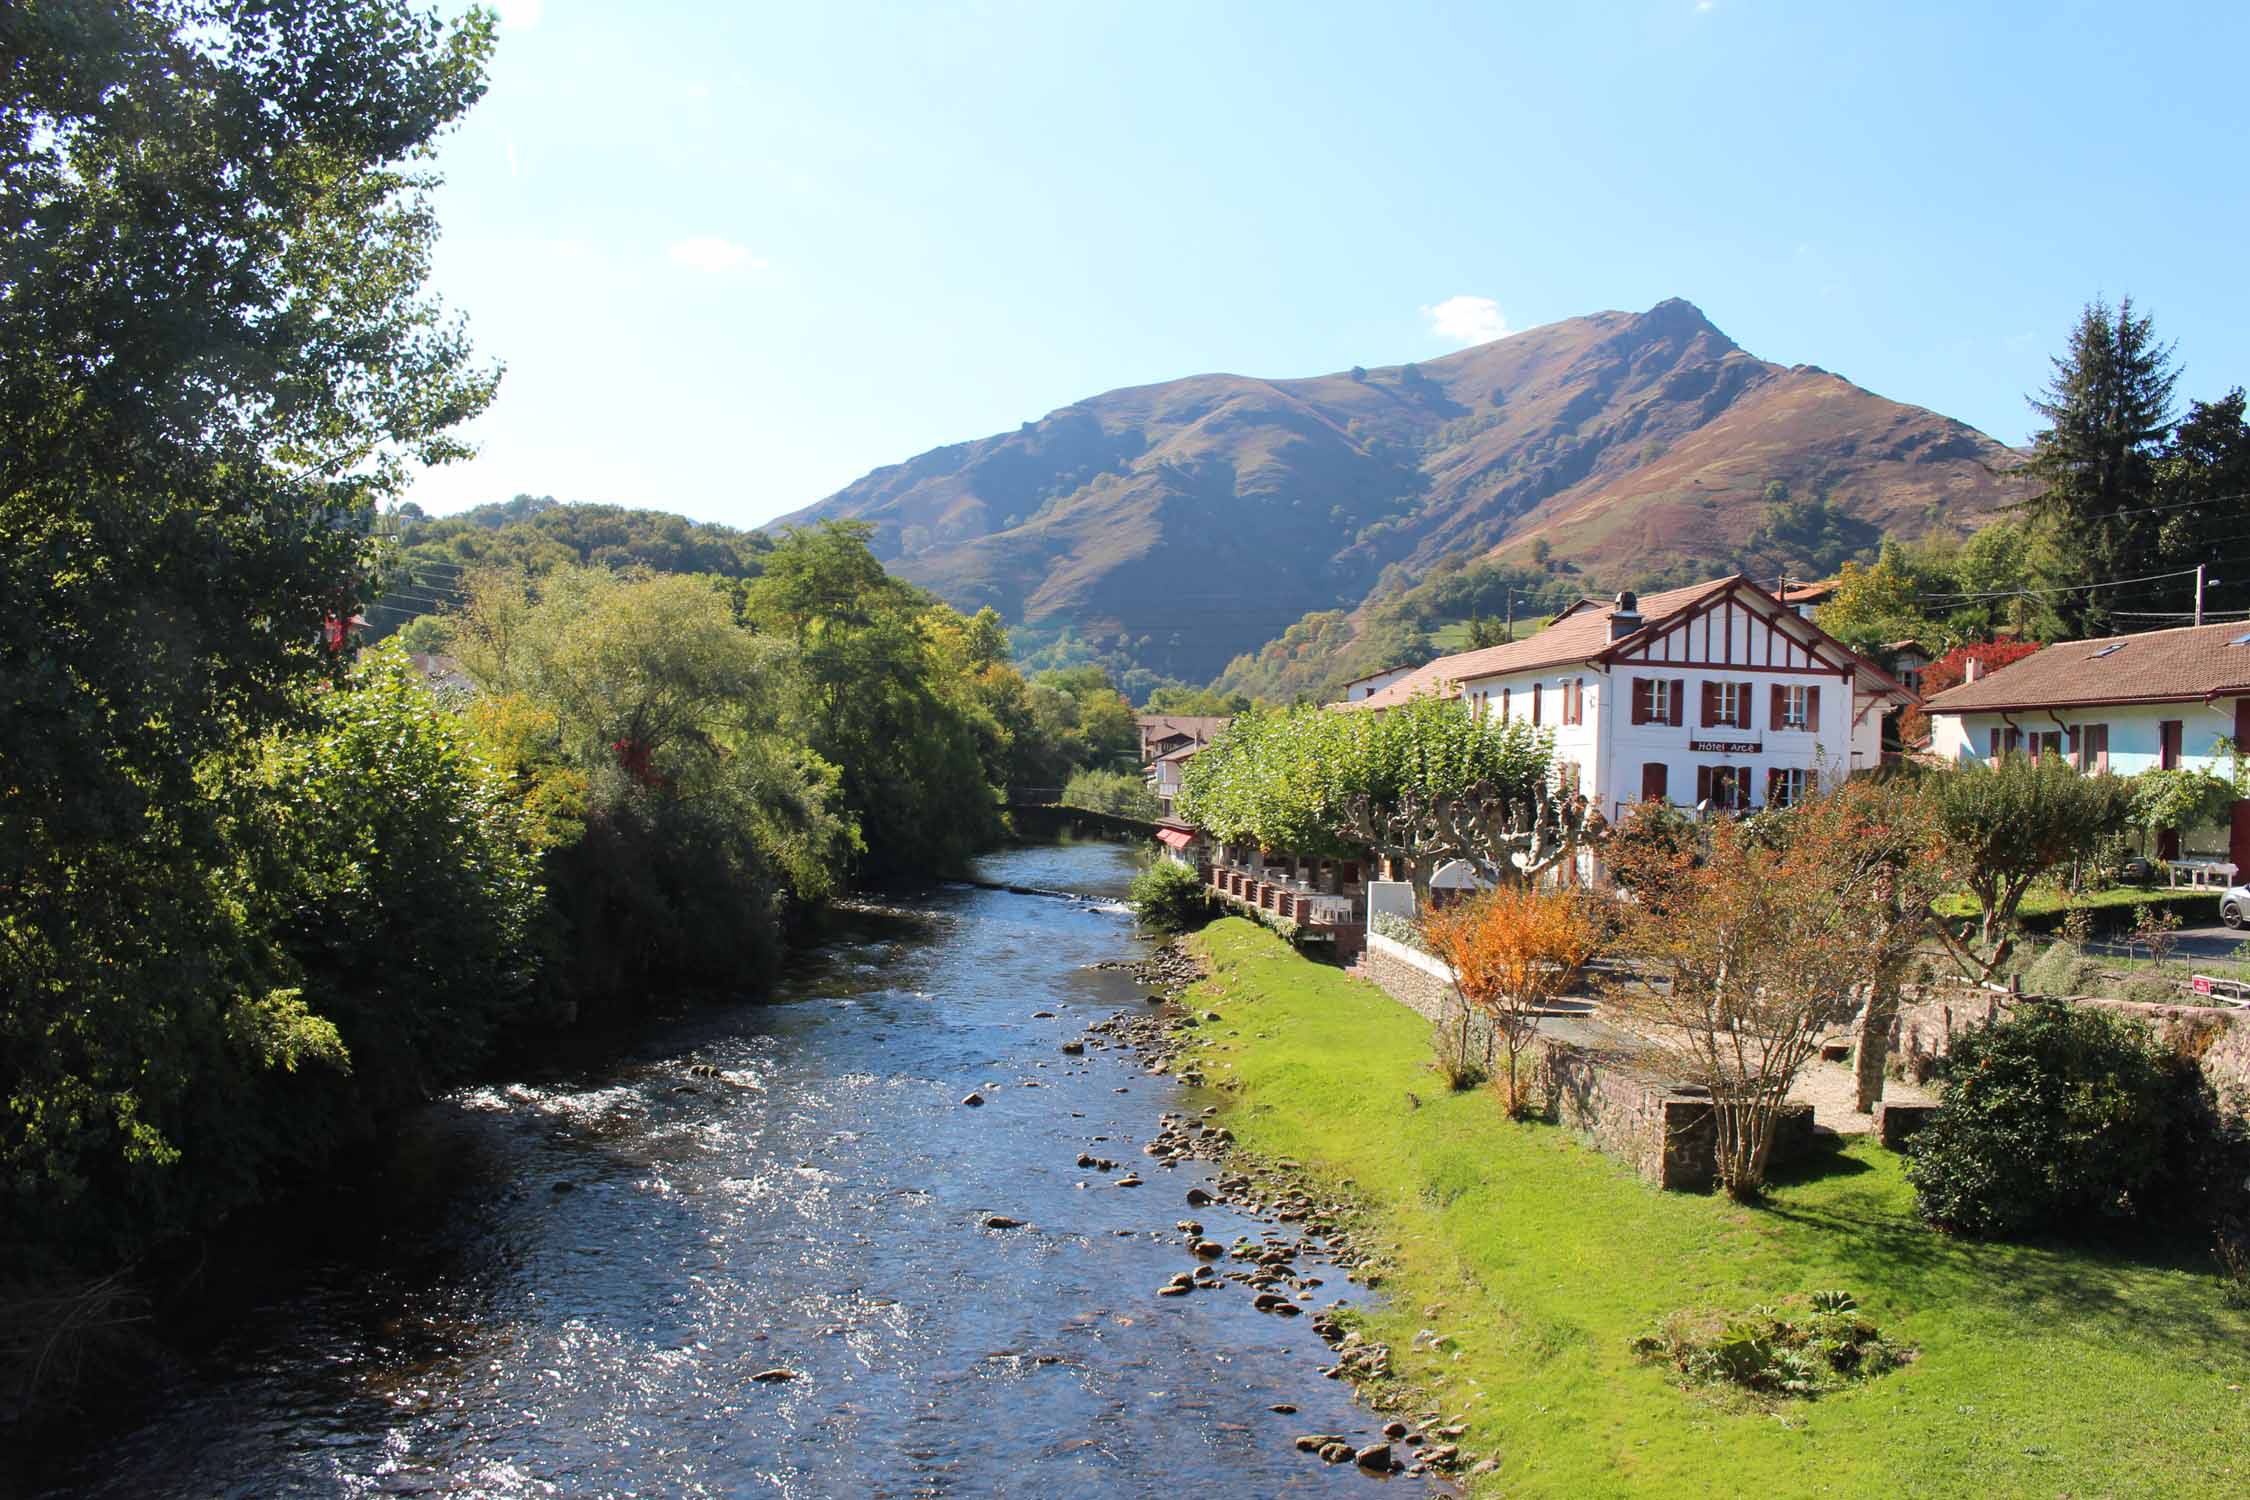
1423 885 1604 1118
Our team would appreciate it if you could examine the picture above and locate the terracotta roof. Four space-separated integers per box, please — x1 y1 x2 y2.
1924 620 2250 713
1782 579 1838 604
1152 742 1206 765
1344 578 1739 710
1137 714 1229 741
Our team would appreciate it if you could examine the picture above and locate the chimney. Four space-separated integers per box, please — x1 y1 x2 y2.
1608 590 1642 642
1965 657 1983 682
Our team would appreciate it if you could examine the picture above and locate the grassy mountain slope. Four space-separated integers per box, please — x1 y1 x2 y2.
778 299 2021 682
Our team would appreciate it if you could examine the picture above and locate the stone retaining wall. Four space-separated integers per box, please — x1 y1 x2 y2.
1359 937 1813 1190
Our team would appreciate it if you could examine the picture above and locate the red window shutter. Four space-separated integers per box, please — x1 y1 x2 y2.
2092 724 2109 773
1631 678 1650 725
1988 727 2001 760
1770 684 1785 730
1806 686 1821 733
1532 682 1543 725
1501 686 1511 717
2066 725 2081 768
2160 720 2182 769
1642 762 1667 801
1700 681 1718 728
1670 679 1686 727
1736 681 1753 729
1696 765 1713 805
1766 767 1783 805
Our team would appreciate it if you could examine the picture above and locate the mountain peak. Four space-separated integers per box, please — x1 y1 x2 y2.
779 300 2017 682
1634 296 1730 346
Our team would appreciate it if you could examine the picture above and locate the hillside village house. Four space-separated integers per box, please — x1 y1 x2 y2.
1924 620 2250 878
1137 714 1230 812
1343 576 1916 820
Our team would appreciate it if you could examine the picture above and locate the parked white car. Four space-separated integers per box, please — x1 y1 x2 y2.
2226 882 2248 929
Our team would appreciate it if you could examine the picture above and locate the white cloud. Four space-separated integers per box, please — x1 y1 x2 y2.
685 82 712 101
505 140 520 179
1423 294 1511 346
667 237 770 274
494 0 544 29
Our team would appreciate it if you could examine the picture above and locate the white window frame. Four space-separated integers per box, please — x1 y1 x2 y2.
1714 681 1743 728
1780 684 1810 730
1649 679 1674 721
1771 767 1809 808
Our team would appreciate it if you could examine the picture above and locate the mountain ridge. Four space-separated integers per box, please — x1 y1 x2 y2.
777 299 2022 681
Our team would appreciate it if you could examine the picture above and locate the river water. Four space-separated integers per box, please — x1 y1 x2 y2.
49 840 1405 1498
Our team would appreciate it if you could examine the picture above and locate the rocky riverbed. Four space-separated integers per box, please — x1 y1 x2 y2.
1092 939 1497 1484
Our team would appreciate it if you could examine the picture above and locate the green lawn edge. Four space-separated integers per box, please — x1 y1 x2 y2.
1180 917 2250 1499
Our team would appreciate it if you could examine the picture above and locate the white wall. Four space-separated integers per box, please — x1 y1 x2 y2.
1466 662 1866 819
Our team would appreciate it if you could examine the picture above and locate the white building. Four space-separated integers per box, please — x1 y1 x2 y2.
1925 620 2250 874
1342 575 1915 820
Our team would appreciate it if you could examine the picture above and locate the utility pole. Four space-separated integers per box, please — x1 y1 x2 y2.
1504 586 1515 641
2195 563 2206 626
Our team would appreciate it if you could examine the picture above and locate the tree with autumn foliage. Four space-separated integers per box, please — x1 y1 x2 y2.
1898 640 2043 744
1423 886 1605 1118
1616 778 1945 1199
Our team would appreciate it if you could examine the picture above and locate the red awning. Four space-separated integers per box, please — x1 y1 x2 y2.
1156 827 1195 850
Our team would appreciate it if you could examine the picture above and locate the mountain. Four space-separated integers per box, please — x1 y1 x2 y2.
777 299 2021 683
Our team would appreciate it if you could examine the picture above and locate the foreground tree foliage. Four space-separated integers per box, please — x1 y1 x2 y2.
1924 753 2134 961
1618 779 1945 1200
1423 886 1603 1118
2 2 498 1267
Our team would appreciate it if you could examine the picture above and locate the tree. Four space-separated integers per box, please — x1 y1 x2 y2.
2152 391 2250 620
1424 887 1603 1118
1896 640 2042 744
1617 784 1943 1199
2021 298 2180 634
1925 754 2135 963
1 0 496 1259
1815 544 1936 653
1177 696 1581 900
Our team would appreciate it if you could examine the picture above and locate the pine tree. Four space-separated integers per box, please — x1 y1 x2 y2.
2021 298 2179 634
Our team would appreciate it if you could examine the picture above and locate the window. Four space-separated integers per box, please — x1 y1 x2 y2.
2029 730 2064 761
1641 762 1669 802
2160 720 2183 770
1697 764 1752 810
2092 642 2127 659
1561 676 1586 726
1532 681 1543 726
1631 677 1685 727
1773 683 1818 731
1767 767 1809 807
1701 680 1753 730
2073 723 2110 774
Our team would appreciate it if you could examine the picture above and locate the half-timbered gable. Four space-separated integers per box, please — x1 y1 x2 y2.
1339 574 1914 819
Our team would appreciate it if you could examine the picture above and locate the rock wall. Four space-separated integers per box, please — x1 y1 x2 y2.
1892 989 2250 1109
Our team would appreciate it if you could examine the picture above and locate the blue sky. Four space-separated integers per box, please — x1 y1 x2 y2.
408 0 2250 529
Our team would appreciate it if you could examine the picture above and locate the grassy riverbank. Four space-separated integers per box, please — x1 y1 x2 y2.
1181 918 2250 1499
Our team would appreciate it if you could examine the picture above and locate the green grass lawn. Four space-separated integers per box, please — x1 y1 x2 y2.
1935 884 2223 933
1429 617 1541 650
1182 918 2250 1499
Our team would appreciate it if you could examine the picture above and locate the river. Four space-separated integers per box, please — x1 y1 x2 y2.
45 840 1407 1498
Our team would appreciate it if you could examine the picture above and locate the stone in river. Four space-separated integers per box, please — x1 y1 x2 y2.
1115 1174 1143 1187
1354 1442 1392 1471
749 1368 800 1383
1382 1420 1409 1439
982 1215 1024 1229
961 1092 985 1107
1185 1187 1214 1206
1060 1040 1085 1055
1270 1403 1298 1414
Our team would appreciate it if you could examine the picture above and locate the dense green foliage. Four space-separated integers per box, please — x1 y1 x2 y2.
1128 860 1210 933
1906 1001 2243 1238
1923 753 2136 950
1632 1291 1911 1399
1177 696 1549 858
371 495 777 638
2 2 500 1267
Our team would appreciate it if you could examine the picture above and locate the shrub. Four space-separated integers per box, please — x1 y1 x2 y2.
2119 975 2184 1006
2021 943 2104 997
1371 911 1431 952
1906 1000 2189 1237
1130 860 1210 933
1631 1292 1911 1399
